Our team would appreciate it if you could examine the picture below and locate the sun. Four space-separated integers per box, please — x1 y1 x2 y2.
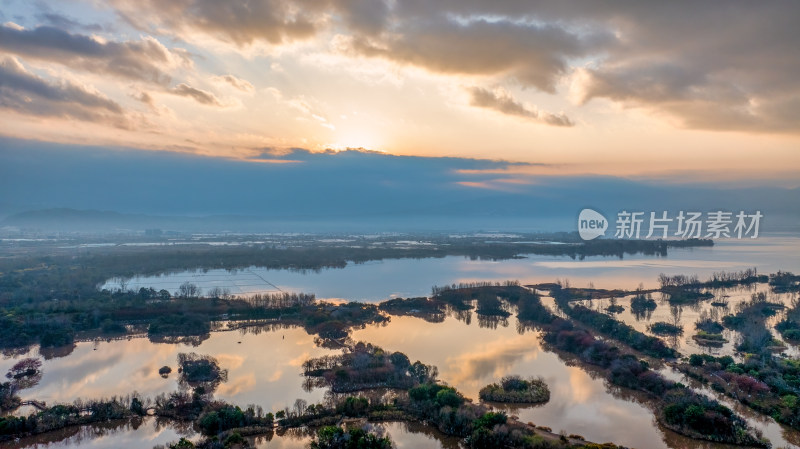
325 126 384 152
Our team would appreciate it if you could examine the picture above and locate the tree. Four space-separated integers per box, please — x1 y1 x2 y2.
177 282 201 299
310 425 392 449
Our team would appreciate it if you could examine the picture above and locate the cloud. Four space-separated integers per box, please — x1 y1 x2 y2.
559 2 800 133
468 87 573 127
0 23 190 85
111 0 324 46
34 11 104 33
133 91 154 107
1 137 797 224
169 83 222 106
213 74 254 92
344 18 601 93
105 1 800 134
328 0 389 35
0 57 129 127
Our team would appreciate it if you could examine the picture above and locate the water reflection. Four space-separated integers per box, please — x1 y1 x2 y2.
0 326 336 417
101 237 800 302
576 285 800 358
3 287 800 447
352 313 800 449
0 417 194 449
247 422 461 449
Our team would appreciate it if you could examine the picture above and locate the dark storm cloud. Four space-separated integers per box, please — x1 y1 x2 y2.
0 57 129 127
0 23 188 85
468 87 573 127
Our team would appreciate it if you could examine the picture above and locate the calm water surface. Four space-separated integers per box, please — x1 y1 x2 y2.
102 237 800 301
5 236 800 448
4 311 800 448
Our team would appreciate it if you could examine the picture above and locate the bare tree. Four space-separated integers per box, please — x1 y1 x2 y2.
177 282 201 299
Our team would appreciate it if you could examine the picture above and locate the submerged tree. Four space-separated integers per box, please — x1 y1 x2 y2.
177 353 227 393
310 425 393 449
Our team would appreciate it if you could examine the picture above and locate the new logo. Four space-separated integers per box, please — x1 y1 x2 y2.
578 208 608 241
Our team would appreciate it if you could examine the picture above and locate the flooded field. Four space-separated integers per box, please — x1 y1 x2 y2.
3 236 800 448
4 299 800 448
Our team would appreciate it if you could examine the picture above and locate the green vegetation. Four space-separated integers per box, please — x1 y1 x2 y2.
769 271 800 293
547 284 677 359
721 292 785 352
659 269 767 290
658 269 767 304
378 297 445 323
0 394 146 441
0 237 707 309
303 342 437 392
692 331 727 347
695 317 724 334
692 314 727 346
630 293 657 320
149 313 212 338
2 247 795 448
677 353 800 430
776 295 800 343
604 297 624 314
0 290 388 351
665 289 713 305
178 353 228 390
648 321 683 336
661 390 754 444
515 285 765 446
310 425 392 449
0 382 20 412
479 375 550 403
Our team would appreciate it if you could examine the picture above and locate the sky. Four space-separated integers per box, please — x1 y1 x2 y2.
0 0 798 186
1 137 798 234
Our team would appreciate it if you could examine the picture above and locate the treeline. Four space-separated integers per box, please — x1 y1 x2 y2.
0 237 711 308
677 353 800 430
499 285 764 446
548 286 677 359
770 271 800 293
303 342 437 392
0 394 146 441
721 292 784 352
478 376 550 404
242 292 315 309
1 351 620 449
0 292 386 351
431 281 519 296
658 268 766 289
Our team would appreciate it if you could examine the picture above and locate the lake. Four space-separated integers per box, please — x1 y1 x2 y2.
4 236 800 448
102 236 800 302
3 307 800 448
